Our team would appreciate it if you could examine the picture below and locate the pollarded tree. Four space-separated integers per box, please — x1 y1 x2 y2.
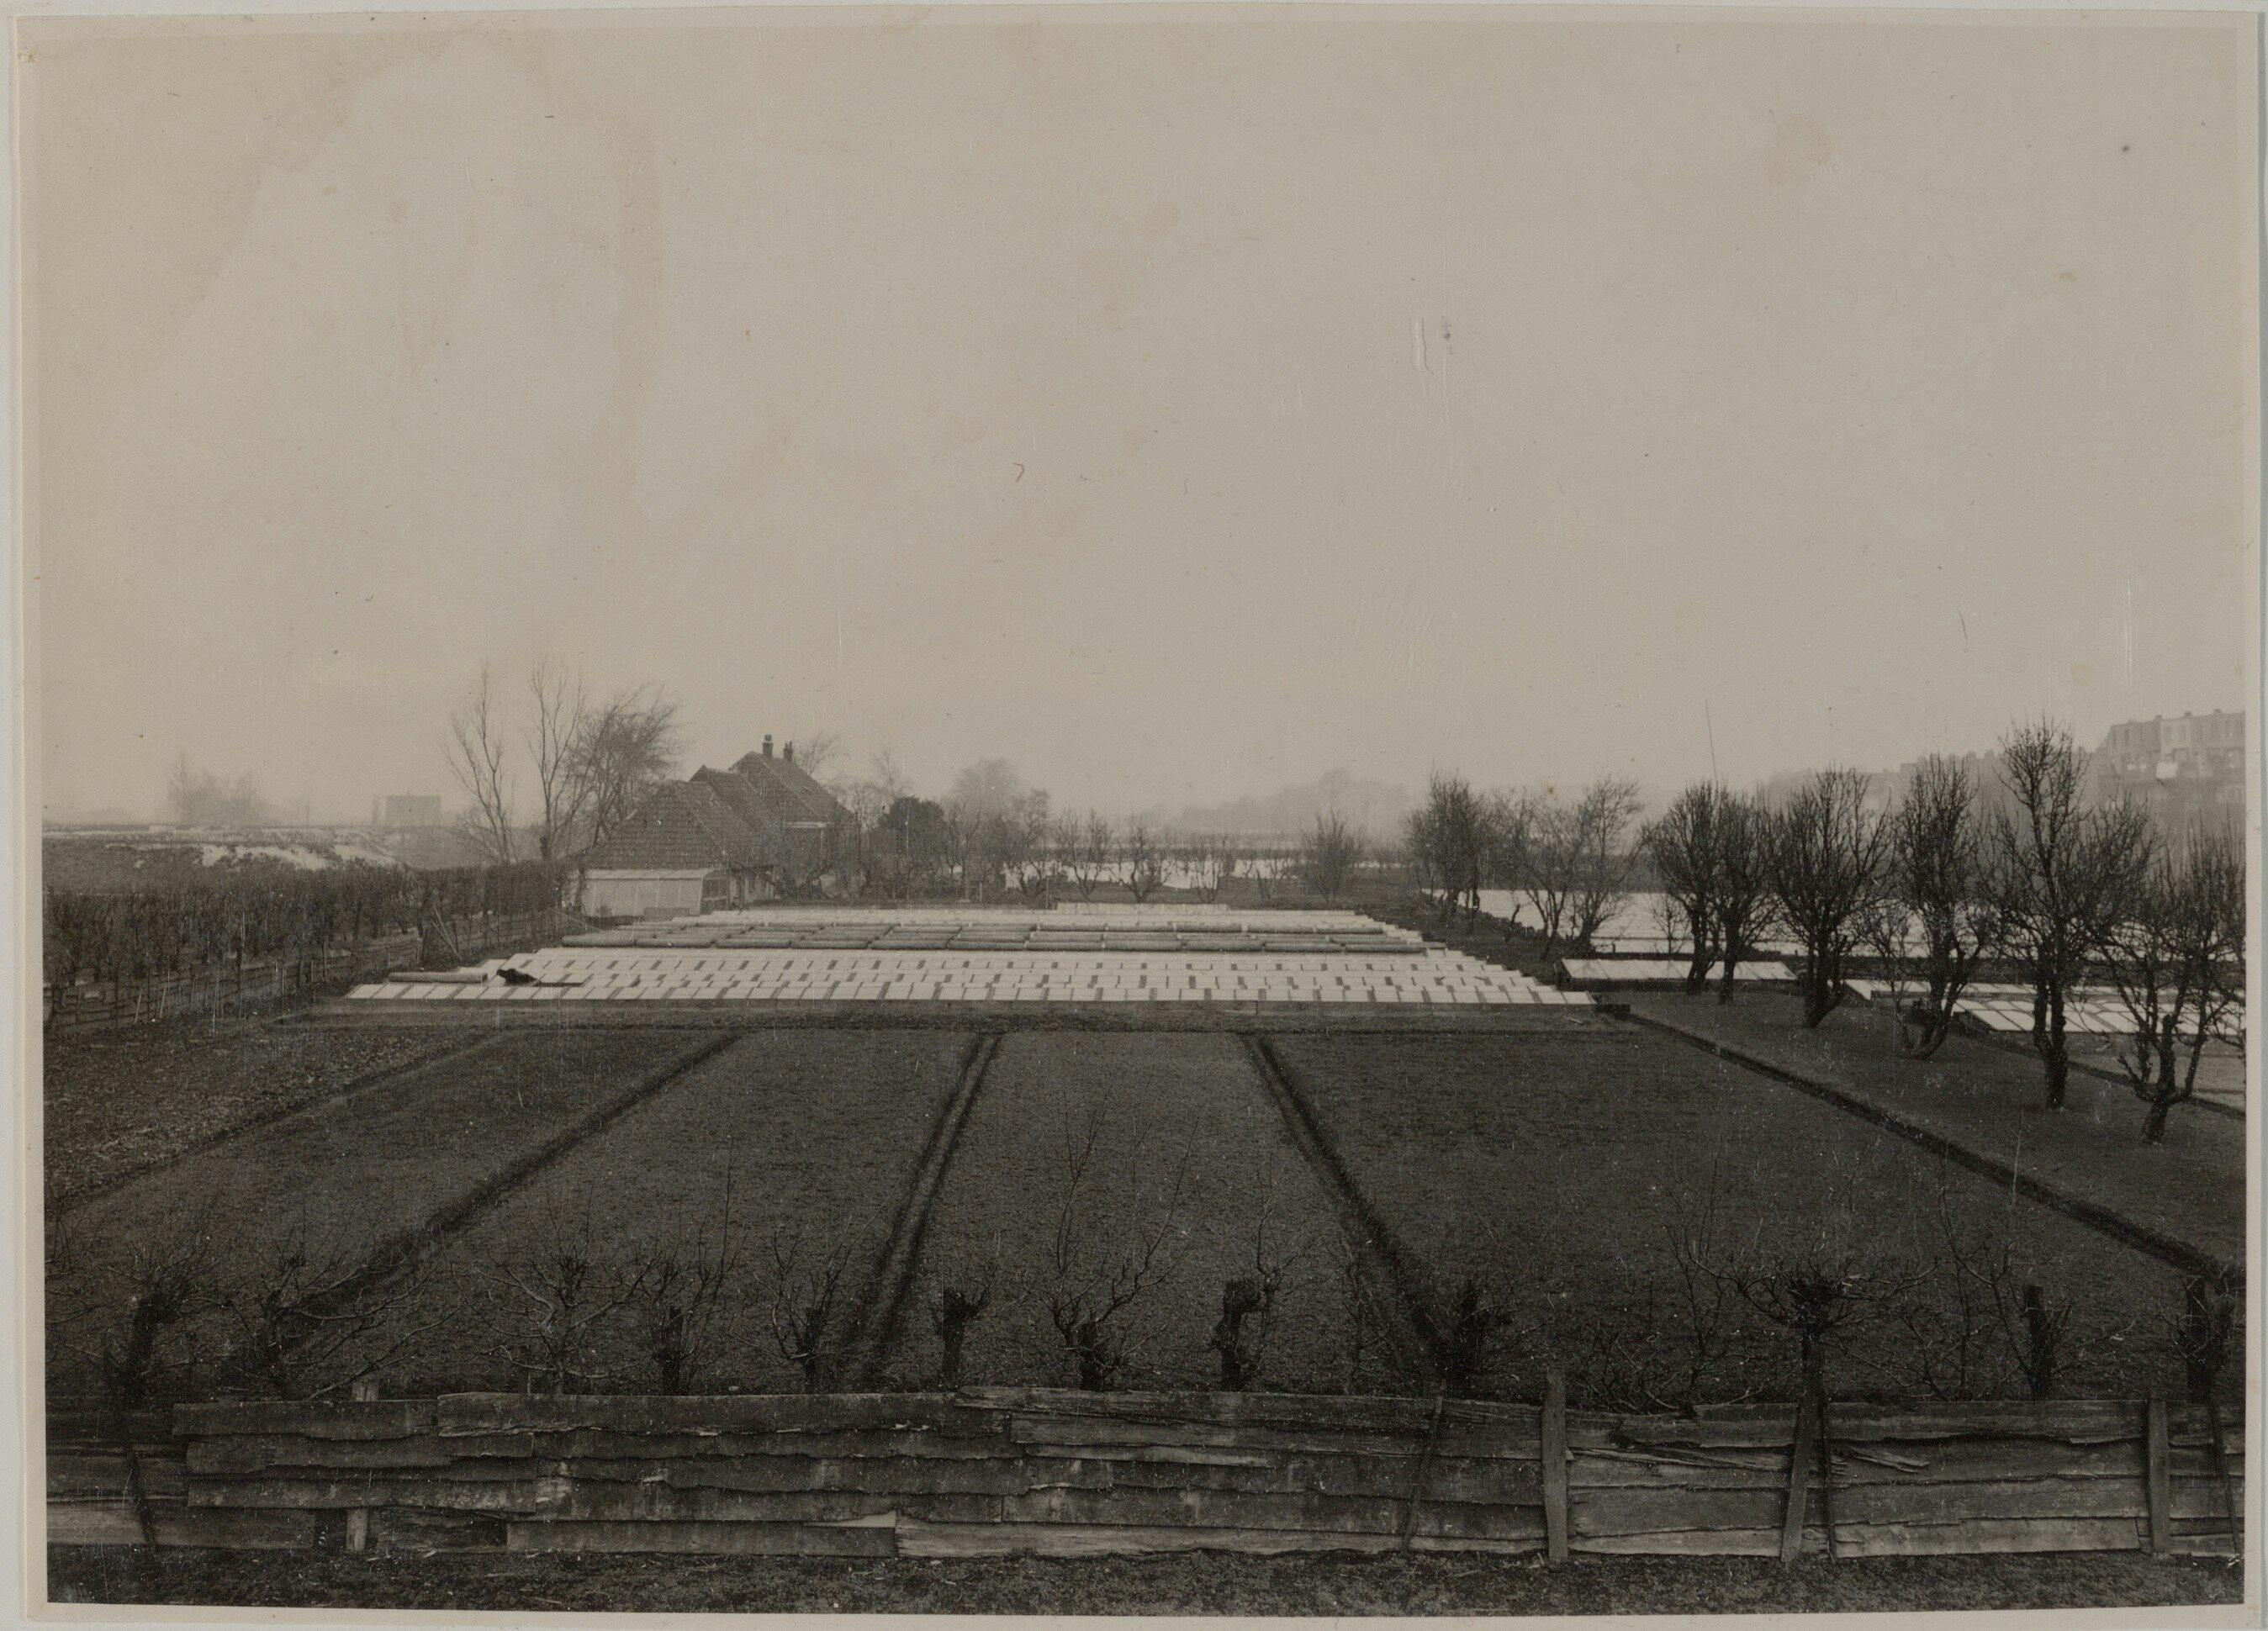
1768 768 1894 1027
1985 721 2156 1111
2107 821 2244 1143
1887 757 1999 1058
1644 784 1730 995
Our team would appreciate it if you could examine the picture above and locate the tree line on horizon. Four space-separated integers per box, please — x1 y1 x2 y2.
1405 720 2243 1144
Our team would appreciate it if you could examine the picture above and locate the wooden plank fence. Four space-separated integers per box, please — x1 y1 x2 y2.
46 1389 2244 1561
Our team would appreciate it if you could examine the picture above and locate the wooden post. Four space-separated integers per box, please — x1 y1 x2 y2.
2205 1398 2241 1550
2144 1396 2171 1554
1541 1369 1569 1562
1779 1392 1815 1564
346 1380 378 1554
1396 1391 1447 1551
1812 1384 1837 1561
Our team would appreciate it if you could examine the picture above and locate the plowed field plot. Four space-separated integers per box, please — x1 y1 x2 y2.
1266 1031 2199 1406
890 1033 1356 1393
43 1022 473 1209
393 1030 975 1393
48 1030 723 1392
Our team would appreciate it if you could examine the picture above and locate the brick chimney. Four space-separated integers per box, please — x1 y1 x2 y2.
762 735 773 758
784 742 795 763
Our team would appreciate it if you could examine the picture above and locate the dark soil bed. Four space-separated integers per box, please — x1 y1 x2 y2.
41 1019 473 1210
1269 1027 2204 1407
390 1028 975 1394
891 1032 1356 1392
45 1541 2244 1615
1626 990 2244 1269
47 1029 725 1398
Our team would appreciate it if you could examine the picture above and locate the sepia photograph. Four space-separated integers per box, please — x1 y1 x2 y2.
8 3 2260 1622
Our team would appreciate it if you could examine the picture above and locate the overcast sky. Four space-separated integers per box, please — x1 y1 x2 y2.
24 7 2255 822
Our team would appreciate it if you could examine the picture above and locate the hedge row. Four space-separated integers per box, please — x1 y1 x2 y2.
42 862 567 991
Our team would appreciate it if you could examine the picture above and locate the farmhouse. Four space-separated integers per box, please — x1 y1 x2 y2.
574 779 764 920
693 736 856 889
576 737 855 917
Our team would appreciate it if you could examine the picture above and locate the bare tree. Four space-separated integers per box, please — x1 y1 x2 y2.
1700 1245 1932 1556
1301 809 1367 905
1883 758 2000 1058
214 1234 436 1401
1986 721 2156 1110
1768 768 1893 1027
1897 1174 2082 1401
1185 835 1240 905
785 729 844 786
524 659 589 862
1002 794 1057 900
624 1174 739 1394
1711 794 1777 1002
2172 1268 2241 1406
929 1253 1003 1390
1407 774 1490 931
1521 784 1640 962
765 1227 853 1392
42 889 115 1018
1060 812 1115 901
479 1224 649 1395
67 1225 220 1417
1119 821 1171 903
1645 784 1731 995
568 687 684 853
1044 1107 1191 1391
1481 790 1536 941
1435 1275 1513 1399
945 760 1048 901
1566 778 1645 953
1209 1191 1306 1392
2107 822 2244 1142
446 667 515 863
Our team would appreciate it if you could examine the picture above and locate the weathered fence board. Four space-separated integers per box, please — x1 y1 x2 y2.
47 1451 188 1500
47 1390 2246 1562
435 1391 1007 1438
48 1501 316 1550
507 1519 897 1557
894 1520 1540 1559
175 1399 437 1440
444 1428 1018 1462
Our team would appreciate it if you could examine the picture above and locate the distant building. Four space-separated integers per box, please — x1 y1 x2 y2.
698 735 856 887
1882 751 2005 809
574 779 767 919
575 736 856 918
2091 710 2246 826
373 794 446 829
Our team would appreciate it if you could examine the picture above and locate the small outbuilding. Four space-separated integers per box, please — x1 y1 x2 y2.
575 779 764 920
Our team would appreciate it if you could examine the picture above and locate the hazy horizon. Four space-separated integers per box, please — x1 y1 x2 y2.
24 8 2256 828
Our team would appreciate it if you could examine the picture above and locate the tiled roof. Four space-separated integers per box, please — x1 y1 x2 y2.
691 768 772 835
581 780 760 873
728 752 850 826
